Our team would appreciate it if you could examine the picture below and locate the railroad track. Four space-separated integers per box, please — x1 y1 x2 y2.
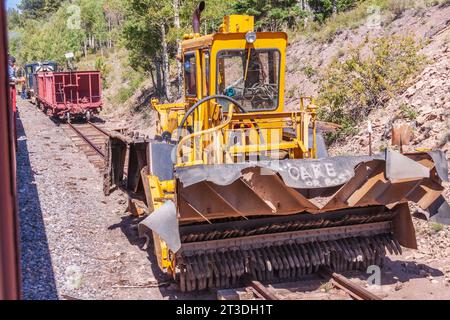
66 121 383 301
66 121 110 169
221 269 382 301
318 267 381 300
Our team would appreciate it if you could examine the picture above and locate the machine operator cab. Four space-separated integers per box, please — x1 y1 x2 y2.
151 12 318 166
182 15 286 114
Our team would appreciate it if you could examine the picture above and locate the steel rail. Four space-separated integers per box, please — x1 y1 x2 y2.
88 121 110 137
241 275 279 300
238 268 382 301
67 122 107 159
319 267 382 300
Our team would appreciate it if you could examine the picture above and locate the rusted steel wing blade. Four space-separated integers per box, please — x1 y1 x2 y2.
176 151 449 224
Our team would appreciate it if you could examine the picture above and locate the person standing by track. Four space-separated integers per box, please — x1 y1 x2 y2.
8 55 24 146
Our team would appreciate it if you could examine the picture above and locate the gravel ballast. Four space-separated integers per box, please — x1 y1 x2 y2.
16 98 204 300
15 98 450 300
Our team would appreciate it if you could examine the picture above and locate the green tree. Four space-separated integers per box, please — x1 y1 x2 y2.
232 0 308 31
122 0 179 100
11 2 84 65
18 0 46 19
104 0 126 48
317 35 426 142
308 0 361 22
122 0 233 100
122 0 164 94
18 0 64 19
44 0 64 14
7 8 23 29
79 0 109 55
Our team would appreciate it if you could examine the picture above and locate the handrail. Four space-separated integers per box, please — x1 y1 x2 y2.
176 104 235 165
299 96 316 111
176 99 318 166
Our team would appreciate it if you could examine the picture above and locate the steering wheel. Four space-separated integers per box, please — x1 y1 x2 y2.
177 95 268 157
177 95 246 139
244 83 277 101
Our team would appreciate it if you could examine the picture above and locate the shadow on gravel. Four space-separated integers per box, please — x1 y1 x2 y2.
109 215 213 300
265 257 445 298
378 257 444 284
47 113 105 126
16 110 58 300
323 257 444 286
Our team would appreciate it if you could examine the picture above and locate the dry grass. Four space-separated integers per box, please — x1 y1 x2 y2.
291 0 447 44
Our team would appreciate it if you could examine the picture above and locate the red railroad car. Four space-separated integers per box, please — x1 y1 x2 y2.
35 71 102 121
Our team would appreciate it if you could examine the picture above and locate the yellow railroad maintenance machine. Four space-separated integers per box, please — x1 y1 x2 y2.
105 2 449 292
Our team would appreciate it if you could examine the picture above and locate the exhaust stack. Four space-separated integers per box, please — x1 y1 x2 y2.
193 1 205 34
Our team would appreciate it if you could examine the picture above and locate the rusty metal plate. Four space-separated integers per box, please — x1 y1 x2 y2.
176 150 447 189
176 152 448 223
180 221 393 253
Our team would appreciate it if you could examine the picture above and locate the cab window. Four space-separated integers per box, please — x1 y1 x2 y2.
217 49 280 111
184 53 197 96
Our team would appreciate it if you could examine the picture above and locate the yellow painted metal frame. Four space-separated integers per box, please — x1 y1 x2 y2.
145 15 318 273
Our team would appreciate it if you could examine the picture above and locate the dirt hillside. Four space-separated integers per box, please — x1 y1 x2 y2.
282 2 449 200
